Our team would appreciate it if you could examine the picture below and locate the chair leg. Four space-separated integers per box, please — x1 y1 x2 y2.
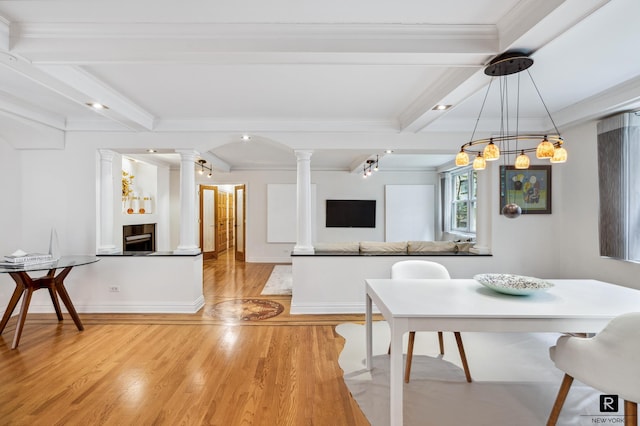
625 400 637 426
547 373 574 426
404 331 416 383
437 331 444 355
453 332 472 383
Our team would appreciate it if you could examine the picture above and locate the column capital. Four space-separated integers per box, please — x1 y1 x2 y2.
98 149 116 161
294 150 313 161
175 149 200 163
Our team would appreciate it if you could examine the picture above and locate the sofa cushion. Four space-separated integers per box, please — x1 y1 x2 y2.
455 242 475 252
359 241 408 253
313 242 360 253
407 240 457 253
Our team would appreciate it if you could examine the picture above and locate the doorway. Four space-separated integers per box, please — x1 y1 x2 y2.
200 184 242 259
234 184 246 261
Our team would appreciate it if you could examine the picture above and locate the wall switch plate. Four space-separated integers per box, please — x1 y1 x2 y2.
109 286 120 292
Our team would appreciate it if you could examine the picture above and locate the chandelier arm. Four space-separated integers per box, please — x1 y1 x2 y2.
469 78 494 143
526 69 561 136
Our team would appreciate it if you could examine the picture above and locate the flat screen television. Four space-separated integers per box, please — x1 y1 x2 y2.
326 199 376 228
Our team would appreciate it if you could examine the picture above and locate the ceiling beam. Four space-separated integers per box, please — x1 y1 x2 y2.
398 0 611 134
552 75 640 130
11 23 498 65
36 65 155 131
0 88 66 129
397 67 481 133
0 52 154 131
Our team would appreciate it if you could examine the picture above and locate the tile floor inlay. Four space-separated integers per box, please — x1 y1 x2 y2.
206 299 285 321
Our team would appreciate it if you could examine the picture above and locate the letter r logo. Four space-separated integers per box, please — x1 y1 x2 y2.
600 395 618 412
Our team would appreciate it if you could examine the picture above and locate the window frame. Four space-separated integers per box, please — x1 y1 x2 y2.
448 166 477 236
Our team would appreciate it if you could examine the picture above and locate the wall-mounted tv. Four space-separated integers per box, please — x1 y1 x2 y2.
326 199 376 228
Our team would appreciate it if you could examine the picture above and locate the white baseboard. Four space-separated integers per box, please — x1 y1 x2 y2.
246 256 292 263
290 302 380 315
26 295 205 314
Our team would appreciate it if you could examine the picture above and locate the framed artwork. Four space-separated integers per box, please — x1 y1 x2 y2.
499 165 552 214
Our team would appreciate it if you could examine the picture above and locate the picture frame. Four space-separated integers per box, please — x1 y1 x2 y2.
499 165 552 214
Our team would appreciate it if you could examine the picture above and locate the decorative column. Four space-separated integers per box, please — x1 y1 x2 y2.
97 149 119 254
174 149 201 254
471 162 492 254
293 150 314 254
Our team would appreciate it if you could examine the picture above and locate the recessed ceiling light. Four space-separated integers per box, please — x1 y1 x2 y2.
86 102 109 110
385 149 393 154
147 149 156 153
432 104 452 111
241 134 251 141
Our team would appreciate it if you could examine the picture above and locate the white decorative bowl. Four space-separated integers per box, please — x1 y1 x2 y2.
474 273 554 296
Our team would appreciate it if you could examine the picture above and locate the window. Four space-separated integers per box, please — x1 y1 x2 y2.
449 167 477 234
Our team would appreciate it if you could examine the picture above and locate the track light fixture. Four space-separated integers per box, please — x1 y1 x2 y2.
196 159 213 178
362 156 380 178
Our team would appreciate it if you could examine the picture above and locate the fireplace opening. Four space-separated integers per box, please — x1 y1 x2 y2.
123 224 156 252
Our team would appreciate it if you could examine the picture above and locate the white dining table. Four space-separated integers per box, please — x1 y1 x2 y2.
364 278 640 426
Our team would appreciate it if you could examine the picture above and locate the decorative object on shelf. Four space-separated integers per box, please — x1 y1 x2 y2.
500 165 552 215
130 194 140 214
455 51 567 172
196 159 213 178
142 193 153 214
362 155 379 178
474 273 554 296
122 170 135 213
122 171 134 197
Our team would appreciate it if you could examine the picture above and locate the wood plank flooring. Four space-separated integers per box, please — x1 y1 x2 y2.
0 252 370 425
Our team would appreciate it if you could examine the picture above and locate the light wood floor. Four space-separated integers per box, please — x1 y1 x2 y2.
0 251 370 425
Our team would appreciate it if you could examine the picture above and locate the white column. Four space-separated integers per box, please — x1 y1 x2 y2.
174 149 201 254
294 150 314 254
471 162 492 254
97 149 119 254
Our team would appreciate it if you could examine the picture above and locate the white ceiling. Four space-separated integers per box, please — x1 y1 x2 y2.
0 0 638 171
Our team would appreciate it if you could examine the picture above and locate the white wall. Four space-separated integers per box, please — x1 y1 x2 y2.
553 120 640 290
0 139 22 304
204 168 440 261
2 123 640 292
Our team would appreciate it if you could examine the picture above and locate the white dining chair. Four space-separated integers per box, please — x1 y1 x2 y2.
547 312 640 426
390 260 472 383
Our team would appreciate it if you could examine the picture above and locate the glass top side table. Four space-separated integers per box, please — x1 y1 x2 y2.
0 256 100 349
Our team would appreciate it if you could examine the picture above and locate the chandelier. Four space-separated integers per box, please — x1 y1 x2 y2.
454 51 568 172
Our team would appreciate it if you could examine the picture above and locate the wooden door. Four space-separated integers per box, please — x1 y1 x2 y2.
234 184 246 261
199 185 218 260
216 192 230 253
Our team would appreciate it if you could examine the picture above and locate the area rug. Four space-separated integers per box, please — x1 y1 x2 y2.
260 265 292 295
336 322 619 425
205 299 284 321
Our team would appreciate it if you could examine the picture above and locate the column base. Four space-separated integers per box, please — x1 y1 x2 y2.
293 245 315 255
97 245 120 254
173 246 202 255
470 245 491 255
